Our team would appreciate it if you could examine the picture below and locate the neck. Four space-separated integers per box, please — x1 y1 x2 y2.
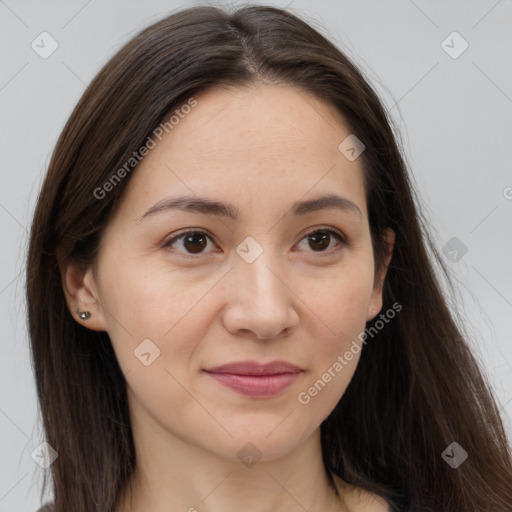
115 407 344 512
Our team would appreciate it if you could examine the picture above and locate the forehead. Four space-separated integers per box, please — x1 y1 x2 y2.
165 83 352 158
117 84 367 222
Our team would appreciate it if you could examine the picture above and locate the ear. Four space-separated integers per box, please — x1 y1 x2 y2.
57 249 108 332
366 228 395 322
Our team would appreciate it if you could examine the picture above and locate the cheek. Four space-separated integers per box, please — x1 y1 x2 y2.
304 259 375 341
98 265 210 439
102 252 216 319
295 261 374 408
96 253 220 380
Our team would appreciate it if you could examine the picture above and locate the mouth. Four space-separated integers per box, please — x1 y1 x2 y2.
203 360 303 398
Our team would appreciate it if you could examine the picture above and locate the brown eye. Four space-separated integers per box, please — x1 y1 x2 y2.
298 228 346 253
308 232 330 251
163 227 346 258
182 232 209 253
163 231 214 255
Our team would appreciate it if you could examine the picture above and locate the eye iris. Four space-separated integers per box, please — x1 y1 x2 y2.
183 233 208 253
308 231 330 251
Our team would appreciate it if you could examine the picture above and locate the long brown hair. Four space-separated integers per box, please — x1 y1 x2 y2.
26 5 512 511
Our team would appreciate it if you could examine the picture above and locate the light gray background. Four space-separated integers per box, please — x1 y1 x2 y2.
1 0 511 510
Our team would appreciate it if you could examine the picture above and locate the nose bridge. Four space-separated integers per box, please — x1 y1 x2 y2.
235 238 287 307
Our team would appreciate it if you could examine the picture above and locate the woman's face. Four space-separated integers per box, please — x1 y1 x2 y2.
71 84 393 463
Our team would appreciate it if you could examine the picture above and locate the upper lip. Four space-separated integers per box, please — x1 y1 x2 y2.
204 360 302 376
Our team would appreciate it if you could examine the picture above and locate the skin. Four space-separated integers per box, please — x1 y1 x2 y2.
61 83 394 512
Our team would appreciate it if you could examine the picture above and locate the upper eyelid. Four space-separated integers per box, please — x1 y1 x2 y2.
164 228 216 246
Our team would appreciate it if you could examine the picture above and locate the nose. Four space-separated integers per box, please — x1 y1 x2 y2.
221 253 299 341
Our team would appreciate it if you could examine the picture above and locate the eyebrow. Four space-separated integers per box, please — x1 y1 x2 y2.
137 193 363 222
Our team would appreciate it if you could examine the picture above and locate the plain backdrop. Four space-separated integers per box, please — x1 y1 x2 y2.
0 0 511 510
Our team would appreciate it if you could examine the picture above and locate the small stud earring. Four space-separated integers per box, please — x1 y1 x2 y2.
79 311 91 320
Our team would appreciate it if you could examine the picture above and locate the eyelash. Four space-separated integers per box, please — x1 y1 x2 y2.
162 226 347 258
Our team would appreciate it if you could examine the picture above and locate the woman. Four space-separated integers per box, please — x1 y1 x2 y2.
27 5 512 511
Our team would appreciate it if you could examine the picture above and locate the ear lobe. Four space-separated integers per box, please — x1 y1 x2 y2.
58 251 108 332
366 228 396 322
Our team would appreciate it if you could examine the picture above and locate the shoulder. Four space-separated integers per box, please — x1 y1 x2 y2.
332 474 391 512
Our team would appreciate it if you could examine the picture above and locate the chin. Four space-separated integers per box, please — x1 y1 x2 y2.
214 423 316 465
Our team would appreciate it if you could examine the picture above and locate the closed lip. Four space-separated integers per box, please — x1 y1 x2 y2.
203 360 302 376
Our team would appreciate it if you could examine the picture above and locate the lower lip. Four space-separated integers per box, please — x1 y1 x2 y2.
204 371 301 397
